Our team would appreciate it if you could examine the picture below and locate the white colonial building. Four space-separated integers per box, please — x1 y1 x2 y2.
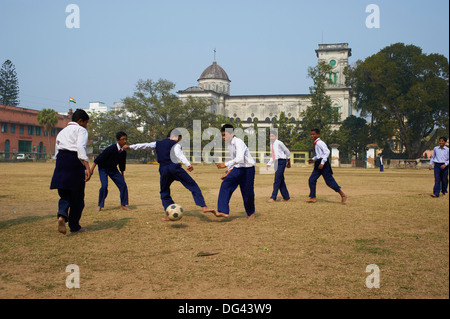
178 43 355 128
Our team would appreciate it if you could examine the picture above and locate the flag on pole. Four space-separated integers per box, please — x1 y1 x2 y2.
69 97 76 103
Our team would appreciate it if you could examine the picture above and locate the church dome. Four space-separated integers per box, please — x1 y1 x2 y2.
198 61 230 82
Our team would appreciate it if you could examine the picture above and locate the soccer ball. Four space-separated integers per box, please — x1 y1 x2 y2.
166 204 183 221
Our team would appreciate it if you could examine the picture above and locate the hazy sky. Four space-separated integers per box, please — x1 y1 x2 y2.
0 0 448 113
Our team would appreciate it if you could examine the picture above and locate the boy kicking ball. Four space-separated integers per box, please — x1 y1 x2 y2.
123 129 217 221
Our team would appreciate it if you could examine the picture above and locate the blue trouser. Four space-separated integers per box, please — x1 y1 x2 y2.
57 187 85 232
271 159 290 200
98 168 129 207
308 161 341 198
159 163 206 210
218 167 255 216
380 164 384 172
433 163 449 197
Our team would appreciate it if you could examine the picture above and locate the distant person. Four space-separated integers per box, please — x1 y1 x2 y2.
306 128 347 205
266 130 291 202
90 131 130 212
50 109 91 234
379 154 384 172
429 137 449 198
123 129 217 220
216 124 256 220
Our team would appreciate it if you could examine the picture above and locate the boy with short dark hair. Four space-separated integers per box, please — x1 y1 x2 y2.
306 128 347 205
216 124 256 220
90 131 130 211
50 109 91 234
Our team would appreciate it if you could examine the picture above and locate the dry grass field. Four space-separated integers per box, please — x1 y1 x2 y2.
0 162 448 299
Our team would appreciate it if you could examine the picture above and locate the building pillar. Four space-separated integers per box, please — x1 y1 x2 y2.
330 144 340 168
366 144 378 168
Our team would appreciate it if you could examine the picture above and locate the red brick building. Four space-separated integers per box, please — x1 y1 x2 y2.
0 104 72 159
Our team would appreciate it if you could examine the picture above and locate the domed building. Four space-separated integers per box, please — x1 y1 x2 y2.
197 61 231 95
177 43 355 128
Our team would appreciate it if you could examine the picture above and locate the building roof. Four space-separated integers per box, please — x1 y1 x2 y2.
198 61 230 82
315 43 352 58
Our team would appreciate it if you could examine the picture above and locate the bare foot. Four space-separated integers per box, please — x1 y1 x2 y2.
267 199 276 203
305 198 316 203
96 206 102 212
215 212 229 218
58 216 66 235
121 205 131 211
248 213 256 220
430 194 438 198
341 195 348 205
281 199 290 202
162 216 170 222
202 207 218 216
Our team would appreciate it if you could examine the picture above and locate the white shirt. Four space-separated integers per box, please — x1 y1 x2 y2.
312 138 330 165
225 136 255 170
116 142 124 153
430 145 449 166
129 142 191 167
54 122 89 162
267 139 291 167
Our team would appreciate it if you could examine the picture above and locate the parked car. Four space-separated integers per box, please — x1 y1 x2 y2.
16 154 31 160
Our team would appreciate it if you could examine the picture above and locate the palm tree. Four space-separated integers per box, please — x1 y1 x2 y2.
37 109 58 155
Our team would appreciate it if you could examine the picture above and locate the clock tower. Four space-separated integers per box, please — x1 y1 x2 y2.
315 43 351 88
315 43 354 120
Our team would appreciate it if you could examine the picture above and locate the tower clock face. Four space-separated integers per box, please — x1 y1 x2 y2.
329 59 337 66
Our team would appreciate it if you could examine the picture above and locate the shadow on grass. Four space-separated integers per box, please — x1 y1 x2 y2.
0 214 54 230
84 218 133 232
188 210 247 222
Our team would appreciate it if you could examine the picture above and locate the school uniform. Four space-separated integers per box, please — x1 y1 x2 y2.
430 145 449 197
129 139 206 210
218 136 256 216
94 143 129 208
308 138 341 198
50 122 88 232
379 156 384 172
267 139 290 200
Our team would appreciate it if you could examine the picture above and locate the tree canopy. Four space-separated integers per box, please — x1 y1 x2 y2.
346 43 449 158
0 60 20 106
37 108 58 155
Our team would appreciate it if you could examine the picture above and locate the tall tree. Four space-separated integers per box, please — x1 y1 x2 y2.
336 115 370 161
122 78 221 146
273 112 301 150
88 109 146 154
0 60 20 106
37 109 58 155
299 61 340 149
346 43 449 158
